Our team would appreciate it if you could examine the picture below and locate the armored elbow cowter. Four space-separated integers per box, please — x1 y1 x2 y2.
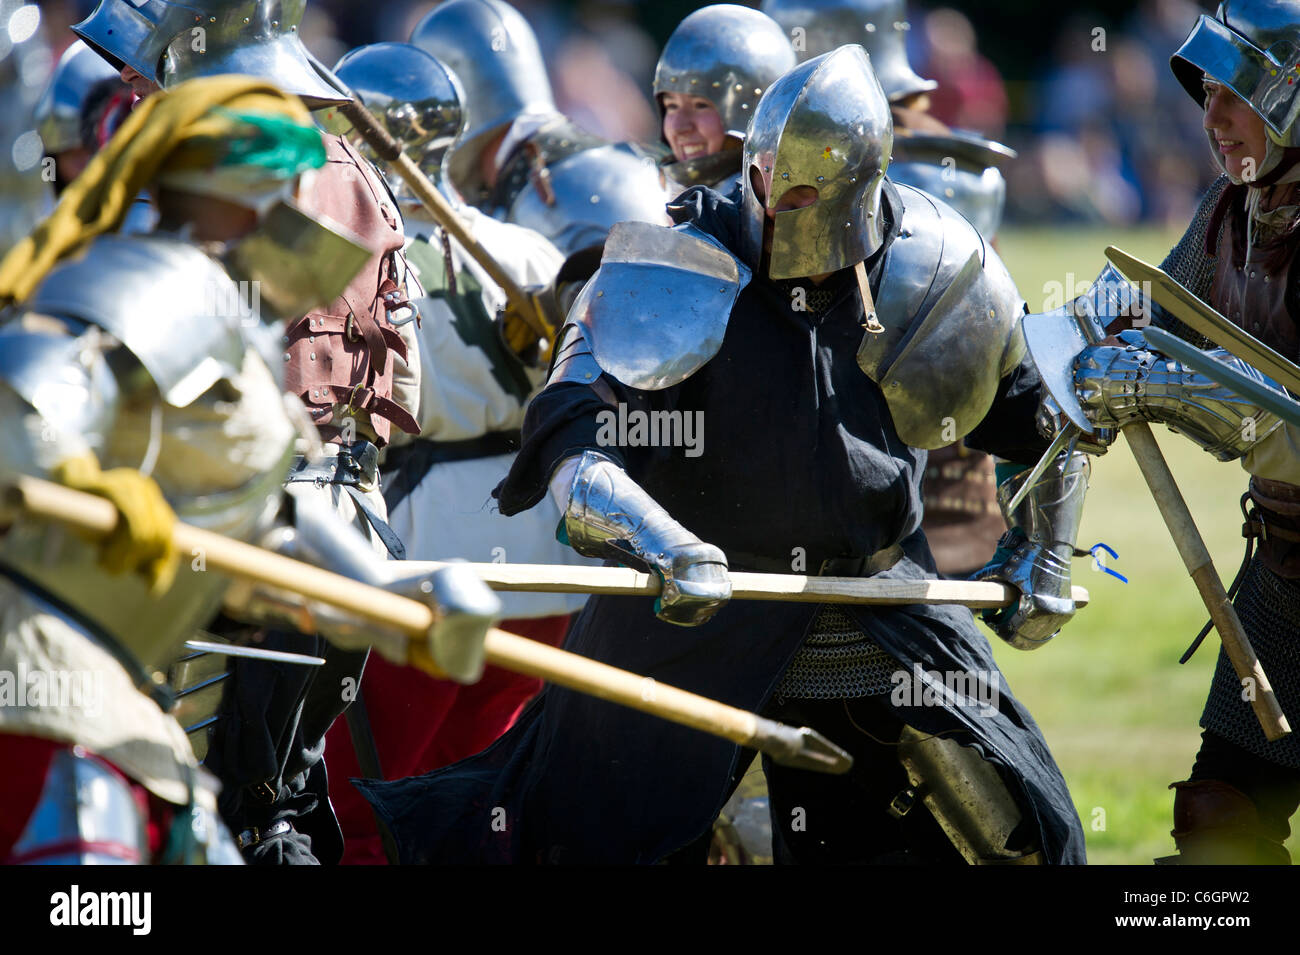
561 450 730 626
1075 331 1284 459
978 452 1090 650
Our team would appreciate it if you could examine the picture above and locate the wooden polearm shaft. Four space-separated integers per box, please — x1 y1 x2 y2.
3 477 851 774
393 561 1091 609
336 101 551 340
1122 424 1290 741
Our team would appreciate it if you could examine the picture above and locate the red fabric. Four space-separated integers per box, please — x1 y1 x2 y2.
326 614 571 865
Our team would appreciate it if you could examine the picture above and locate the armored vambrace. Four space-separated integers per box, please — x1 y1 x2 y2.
978 453 1090 650
1075 331 1284 459
558 450 730 626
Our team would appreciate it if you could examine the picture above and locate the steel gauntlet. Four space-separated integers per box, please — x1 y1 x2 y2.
978 452 1089 649
561 450 730 626
1075 331 1283 459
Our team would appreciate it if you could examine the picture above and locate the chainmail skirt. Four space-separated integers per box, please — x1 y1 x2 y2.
1200 558 1300 769
775 605 903 700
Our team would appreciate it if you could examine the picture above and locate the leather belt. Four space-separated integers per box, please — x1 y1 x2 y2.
235 820 293 851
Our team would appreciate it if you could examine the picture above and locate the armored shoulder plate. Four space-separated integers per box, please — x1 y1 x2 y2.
508 144 673 256
889 131 1016 240
0 322 119 448
857 183 1026 449
561 220 750 391
25 235 247 408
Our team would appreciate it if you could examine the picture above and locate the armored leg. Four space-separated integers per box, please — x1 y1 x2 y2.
894 724 1044 865
1164 779 1289 865
1158 730 1300 865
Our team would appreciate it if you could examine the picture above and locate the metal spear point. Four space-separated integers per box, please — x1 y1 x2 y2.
2 477 853 774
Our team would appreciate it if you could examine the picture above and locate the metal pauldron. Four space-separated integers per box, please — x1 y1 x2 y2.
563 450 729 626
1076 331 1284 460
981 451 1090 650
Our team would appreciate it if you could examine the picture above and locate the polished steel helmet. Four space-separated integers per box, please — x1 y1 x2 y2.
653 5 796 139
761 0 936 102
0 0 52 258
73 0 350 107
889 129 1016 240
320 43 464 195
742 44 892 280
35 40 121 155
411 0 556 194
1172 0 1300 147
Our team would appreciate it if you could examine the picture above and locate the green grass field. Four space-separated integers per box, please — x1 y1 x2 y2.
989 225 1297 864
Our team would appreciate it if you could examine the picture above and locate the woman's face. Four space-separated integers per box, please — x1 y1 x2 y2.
1203 76 1268 182
661 92 727 162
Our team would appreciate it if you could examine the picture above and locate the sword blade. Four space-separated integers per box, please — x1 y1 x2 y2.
183 640 326 666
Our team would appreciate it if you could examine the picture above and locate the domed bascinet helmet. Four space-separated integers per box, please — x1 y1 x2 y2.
741 44 892 280
653 5 797 140
761 0 936 102
73 0 350 107
35 40 121 155
319 43 464 196
410 0 556 195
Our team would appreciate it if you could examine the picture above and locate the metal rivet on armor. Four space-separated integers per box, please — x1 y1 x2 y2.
669 76 677 83
988 309 996 319
590 195 600 204
243 17 250 23
282 335 289 344
845 222 852 228
720 288 727 293
816 176 825 182
309 336 315 343
597 291 604 297
272 20 279 28
310 353 316 361
865 22 876 32
735 84 744 92
690 78 698 84
754 88 762 95
1249 270 1256 277
712 81 721 88
945 187 955 198
209 16 216 22
897 21 910 30
782 172 790 179
1264 274 1271 282
891 381 901 389
741 103 748 109
283 354 290 362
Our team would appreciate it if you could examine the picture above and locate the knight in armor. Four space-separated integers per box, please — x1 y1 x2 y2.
761 0 1016 579
651 5 795 196
409 0 672 262
34 40 126 194
71 0 429 863
1052 1 1300 864
357 46 1089 865
316 42 597 865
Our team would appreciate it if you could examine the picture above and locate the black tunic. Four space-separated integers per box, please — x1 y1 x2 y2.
357 183 1087 864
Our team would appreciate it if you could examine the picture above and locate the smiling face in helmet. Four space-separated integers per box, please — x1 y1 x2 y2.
661 92 728 162
1203 76 1268 183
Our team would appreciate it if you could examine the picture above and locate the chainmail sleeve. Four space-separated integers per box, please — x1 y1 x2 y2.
1150 176 1232 347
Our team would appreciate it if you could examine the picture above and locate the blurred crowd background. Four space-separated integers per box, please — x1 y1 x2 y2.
31 0 1220 227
